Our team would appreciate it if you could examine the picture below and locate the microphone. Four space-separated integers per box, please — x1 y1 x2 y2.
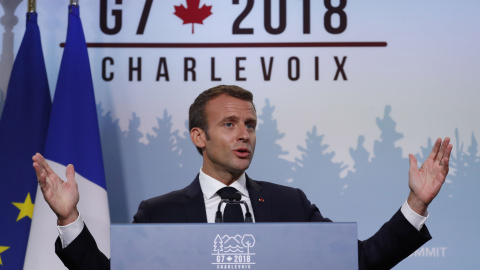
215 199 227 223
241 200 253 223
214 191 253 223
214 191 231 223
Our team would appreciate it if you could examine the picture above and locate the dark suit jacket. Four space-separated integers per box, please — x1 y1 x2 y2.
56 175 432 270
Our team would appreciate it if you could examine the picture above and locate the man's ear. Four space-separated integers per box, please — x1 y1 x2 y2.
190 127 207 149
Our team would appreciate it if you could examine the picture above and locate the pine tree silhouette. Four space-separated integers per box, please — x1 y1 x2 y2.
465 133 479 175
293 125 347 210
124 112 143 142
247 99 294 184
448 128 468 199
371 105 404 165
97 103 129 222
141 110 189 194
451 128 465 179
449 131 479 206
119 112 146 220
342 105 408 238
98 108 203 222
348 135 371 178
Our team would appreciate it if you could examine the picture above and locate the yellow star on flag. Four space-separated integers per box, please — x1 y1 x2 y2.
0 246 10 265
12 193 34 221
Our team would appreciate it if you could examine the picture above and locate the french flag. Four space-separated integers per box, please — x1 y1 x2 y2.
24 5 110 269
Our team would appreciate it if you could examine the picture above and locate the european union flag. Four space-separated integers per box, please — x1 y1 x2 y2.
0 12 51 269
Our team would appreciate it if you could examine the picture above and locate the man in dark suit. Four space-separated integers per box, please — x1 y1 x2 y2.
33 85 452 270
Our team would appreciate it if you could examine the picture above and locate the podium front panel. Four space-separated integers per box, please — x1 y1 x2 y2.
111 223 357 270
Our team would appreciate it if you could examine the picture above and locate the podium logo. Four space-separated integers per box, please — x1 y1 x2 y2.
212 234 256 269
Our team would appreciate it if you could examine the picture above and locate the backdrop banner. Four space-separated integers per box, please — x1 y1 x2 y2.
1 1 479 269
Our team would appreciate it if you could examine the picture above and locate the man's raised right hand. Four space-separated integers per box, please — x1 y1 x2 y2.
32 153 79 226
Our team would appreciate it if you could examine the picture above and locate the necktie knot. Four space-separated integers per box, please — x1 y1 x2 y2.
217 187 241 201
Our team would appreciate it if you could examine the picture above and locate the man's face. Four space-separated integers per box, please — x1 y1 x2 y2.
197 94 257 181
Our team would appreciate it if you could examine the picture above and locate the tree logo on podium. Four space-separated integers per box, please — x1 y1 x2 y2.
212 234 256 268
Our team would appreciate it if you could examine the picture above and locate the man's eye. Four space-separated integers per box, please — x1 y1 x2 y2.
246 124 255 130
225 123 233 127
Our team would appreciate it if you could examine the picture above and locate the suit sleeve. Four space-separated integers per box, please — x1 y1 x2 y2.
357 209 431 270
297 189 431 269
55 224 110 270
132 199 150 223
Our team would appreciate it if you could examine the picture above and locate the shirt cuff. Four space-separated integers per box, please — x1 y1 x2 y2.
57 213 84 249
401 200 428 231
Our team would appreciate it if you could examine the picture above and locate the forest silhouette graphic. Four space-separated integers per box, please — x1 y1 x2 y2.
1 91 477 225
89 99 480 228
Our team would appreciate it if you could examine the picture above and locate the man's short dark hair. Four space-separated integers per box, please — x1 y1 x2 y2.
189 85 255 155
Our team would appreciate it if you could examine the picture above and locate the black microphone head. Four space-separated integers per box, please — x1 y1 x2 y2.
232 192 241 201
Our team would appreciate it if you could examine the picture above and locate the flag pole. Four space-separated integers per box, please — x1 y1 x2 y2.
28 0 36 12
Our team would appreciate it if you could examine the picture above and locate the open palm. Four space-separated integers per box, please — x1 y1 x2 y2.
33 153 79 225
408 137 452 215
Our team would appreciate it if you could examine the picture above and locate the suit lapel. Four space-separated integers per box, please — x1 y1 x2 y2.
247 176 273 222
184 175 208 223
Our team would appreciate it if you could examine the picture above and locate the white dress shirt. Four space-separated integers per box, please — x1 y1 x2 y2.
198 168 255 223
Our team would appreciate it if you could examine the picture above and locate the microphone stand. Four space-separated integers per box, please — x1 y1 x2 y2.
215 199 253 223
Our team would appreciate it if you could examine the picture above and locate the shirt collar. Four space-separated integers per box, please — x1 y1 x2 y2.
199 168 249 200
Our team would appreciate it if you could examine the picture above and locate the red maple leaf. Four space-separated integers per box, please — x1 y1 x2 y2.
174 0 213 34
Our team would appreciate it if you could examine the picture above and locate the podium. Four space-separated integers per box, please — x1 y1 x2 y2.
111 223 358 270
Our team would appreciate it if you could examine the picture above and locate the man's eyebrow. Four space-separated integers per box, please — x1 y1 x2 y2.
221 115 239 122
219 115 256 124
246 117 257 124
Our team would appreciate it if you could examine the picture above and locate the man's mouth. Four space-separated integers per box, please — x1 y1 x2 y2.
234 148 251 157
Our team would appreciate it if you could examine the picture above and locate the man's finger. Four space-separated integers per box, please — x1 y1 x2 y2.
442 157 449 170
440 140 452 163
435 137 450 163
33 163 44 182
32 155 46 177
33 161 46 181
34 153 62 184
427 138 442 161
65 164 77 186
440 144 452 172
32 161 44 179
35 152 57 177
409 153 418 171
36 170 48 191
33 154 47 176
446 143 453 159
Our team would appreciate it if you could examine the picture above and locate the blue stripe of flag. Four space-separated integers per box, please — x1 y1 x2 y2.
44 5 106 189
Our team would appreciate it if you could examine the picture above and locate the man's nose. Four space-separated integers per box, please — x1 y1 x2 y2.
237 125 250 141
